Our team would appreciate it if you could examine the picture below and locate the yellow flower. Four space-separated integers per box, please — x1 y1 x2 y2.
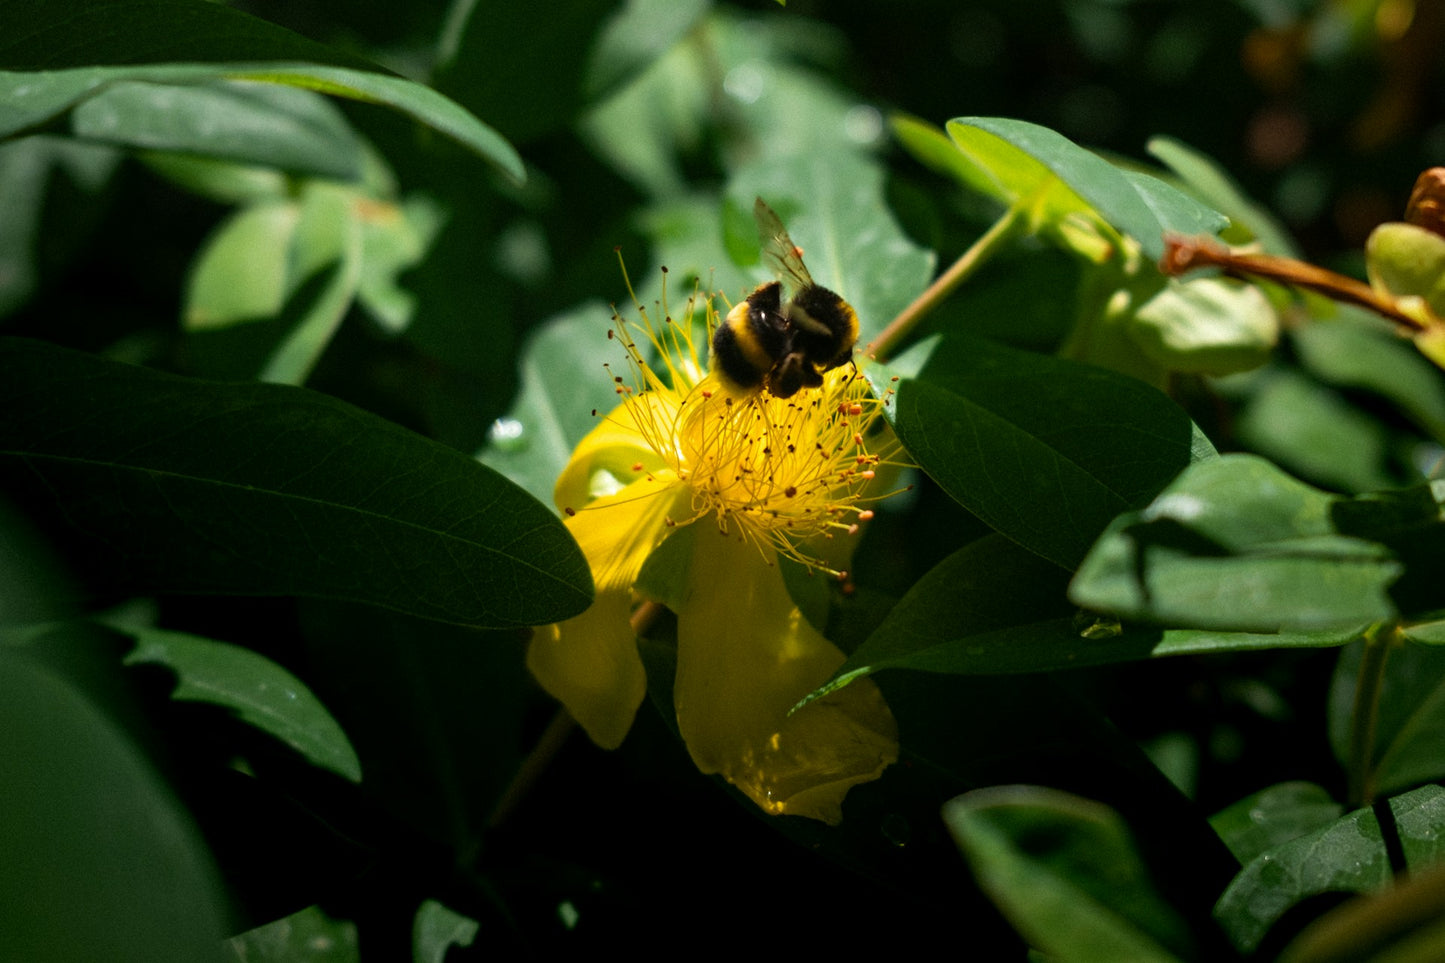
527 273 901 825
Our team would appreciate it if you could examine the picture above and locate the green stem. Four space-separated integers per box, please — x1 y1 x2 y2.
486 706 575 829
866 205 1026 362
1348 622 1398 807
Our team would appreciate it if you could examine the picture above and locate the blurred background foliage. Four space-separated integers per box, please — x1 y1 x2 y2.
3 0 1445 959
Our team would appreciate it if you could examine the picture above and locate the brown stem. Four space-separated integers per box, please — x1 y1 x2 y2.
1160 234 1427 333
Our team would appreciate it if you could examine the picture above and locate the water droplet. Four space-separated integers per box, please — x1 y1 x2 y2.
489 417 526 451
724 62 765 104
844 105 883 146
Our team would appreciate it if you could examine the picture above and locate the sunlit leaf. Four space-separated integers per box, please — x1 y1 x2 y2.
1070 454 1406 632
946 117 1227 260
0 338 592 627
803 535 1364 705
185 202 300 329
1130 276 1278 376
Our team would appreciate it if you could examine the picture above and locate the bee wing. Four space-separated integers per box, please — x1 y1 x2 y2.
754 197 815 293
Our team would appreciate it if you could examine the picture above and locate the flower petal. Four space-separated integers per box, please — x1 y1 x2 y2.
673 530 898 824
554 391 678 513
529 473 690 748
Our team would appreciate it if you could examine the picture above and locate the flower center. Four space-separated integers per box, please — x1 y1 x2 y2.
605 268 903 574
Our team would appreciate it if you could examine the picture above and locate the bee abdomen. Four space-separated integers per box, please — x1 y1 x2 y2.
711 282 788 390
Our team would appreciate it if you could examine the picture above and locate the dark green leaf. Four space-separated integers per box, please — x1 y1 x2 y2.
70 80 363 180
0 645 230 963
892 335 1201 569
944 785 1192 962
1209 782 1344 866
297 603 532 849
0 0 521 181
1214 784 1445 953
1329 638 1445 797
436 0 625 145
0 338 592 627
121 626 361 782
804 535 1362 704
584 0 711 99
0 135 117 318
1070 454 1403 632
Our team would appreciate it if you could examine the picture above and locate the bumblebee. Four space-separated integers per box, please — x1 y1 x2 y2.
711 197 859 398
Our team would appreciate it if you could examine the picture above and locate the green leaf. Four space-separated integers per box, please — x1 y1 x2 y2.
1129 276 1278 376
412 900 479 963
1215 784 1445 953
0 0 521 181
256 185 363 385
0 644 230 963
1275 862 1445 963
0 338 592 627
70 80 363 180
1235 368 1402 495
1070 454 1404 632
297 603 533 849
944 785 1192 962
1209 782 1344 866
121 626 361 783
185 202 300 329
478 302 622 510
227 905 358 963
1329 638 1445 797
0 135 118 318
1292 309 1445 443
804 535 1363 704
892 113 1001 201
947 117 1227 261
436 0 624 145
1146 136 1299 255
893 335 1201 569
